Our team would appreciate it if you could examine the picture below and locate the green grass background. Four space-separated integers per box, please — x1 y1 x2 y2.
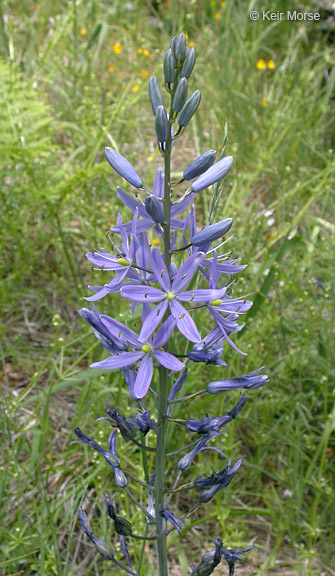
0 0 334 574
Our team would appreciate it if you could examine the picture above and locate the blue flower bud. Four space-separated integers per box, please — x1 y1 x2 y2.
173 32 187 61
155 105 169 143
145 194 165 223
77 508 93 539
164 49 176 83
181 47 196 78
170 35 177 53
207 368 269 394
172 77 188 112
148 76 163 114
183 150 217 181
105 147 143 188
178 90 201 127
191 156 233 193
191 218 233 246
114 467 128 487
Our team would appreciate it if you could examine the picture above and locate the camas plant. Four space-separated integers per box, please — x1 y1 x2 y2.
72 32 268 576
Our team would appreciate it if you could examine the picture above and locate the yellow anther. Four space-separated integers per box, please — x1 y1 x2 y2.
161 269 164 277
142 344 152 353
166 292 175 301
182 273 187 279
209 299 221 306
190 293 195 301
179 314 185 319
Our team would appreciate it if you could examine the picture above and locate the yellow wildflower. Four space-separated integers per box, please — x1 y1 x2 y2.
108 65 115 72
118 72 124 79
215 65 220 71
147 153 154 162
137 48 143 54
268 59 275 69
221 1 226 6
80 28 87 36
139 70 149 78
143 48 150 57
184 32 188 40
261 97 267 107
188 41 196 48
256 59 266 70
214 11 222 19
113 42 122 54
132 84 140 93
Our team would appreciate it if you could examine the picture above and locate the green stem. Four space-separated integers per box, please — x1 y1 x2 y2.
155 113 173 576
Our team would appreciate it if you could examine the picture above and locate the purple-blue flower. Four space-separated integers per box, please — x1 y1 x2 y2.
91 315 184 398
121 249 226 343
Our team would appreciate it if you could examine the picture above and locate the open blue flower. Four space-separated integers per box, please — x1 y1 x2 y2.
121 249 226 343
91 315 184 398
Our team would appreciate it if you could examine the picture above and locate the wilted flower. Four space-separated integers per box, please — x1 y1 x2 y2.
160 507 185 534
105 494 133 536
197 459 244 502
221 545 254 576
77 508 114 559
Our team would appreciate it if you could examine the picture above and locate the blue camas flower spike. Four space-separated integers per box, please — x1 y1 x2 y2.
74 31 266 576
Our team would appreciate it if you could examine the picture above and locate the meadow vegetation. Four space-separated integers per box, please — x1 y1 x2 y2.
1 1 334 575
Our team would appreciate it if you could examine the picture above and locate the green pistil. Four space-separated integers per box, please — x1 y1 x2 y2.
209 299 221 306
166 291 175 301
117 257 129 266
142 344 152 353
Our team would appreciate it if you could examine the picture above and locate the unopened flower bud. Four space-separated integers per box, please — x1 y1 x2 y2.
172 77 188 112
114 516 133 536
174 32 186 61
183 150 217 181
191 218 233 246
191 156 233 193
181 46 196 78
148 76 163 114
114 467 128 487
164 49 176 83
105 147 143 188
145 195 165 223
170 35 177 53
92 536 114 559
155 105 169 143
178 90 201 127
